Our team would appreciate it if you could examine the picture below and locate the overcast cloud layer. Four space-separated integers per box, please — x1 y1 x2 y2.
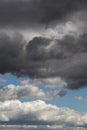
0 0 87 27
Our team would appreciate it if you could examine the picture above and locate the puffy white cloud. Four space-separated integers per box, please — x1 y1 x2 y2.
37 78 67 89
0 81 66 101
0 100 87 130
22 78 67 89
0 84 50 101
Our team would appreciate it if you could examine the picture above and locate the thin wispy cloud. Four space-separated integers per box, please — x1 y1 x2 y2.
75 96 87 102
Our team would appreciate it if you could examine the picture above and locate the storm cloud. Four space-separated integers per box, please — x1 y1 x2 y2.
25 33 87 89
0 0 87 90
0 32 87 89
0 0 87 27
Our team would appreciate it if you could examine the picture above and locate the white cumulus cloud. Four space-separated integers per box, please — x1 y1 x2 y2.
0 100 87 130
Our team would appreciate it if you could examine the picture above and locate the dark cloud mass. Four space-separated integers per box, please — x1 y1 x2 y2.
0 32 87 89
0 0 87 90
0 32 25 75
0 0 87 27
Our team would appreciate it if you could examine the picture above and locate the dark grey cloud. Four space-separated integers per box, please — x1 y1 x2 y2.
38 0 87 24
0 31 87 90
56 90 67 97
24 33 87 89
25 34 87 90
0 32 25 75
0 0 87 27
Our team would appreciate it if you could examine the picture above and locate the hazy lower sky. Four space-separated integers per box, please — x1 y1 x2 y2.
0 0 87 130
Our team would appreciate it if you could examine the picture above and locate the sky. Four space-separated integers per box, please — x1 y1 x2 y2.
0 0 87 130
